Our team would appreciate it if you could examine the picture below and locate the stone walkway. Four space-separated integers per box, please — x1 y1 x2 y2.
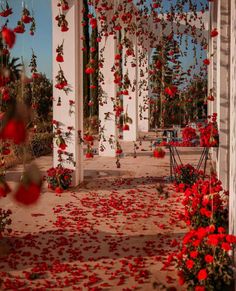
0 142 206 290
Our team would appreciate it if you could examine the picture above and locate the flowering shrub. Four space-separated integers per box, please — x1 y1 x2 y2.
182 127 197 145
0 209 12 237
174 164 203 192
46 166 73 192
199 114 219 147
175 226 236 290
181 176 228 229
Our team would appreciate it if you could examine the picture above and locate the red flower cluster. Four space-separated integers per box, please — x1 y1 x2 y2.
153 147 166 158
46 166 73 192
182 127 197 144
0 118 27 145
175 226 236 289
181 176 228 228
1 27 16 49
174 164 203 192
199 115 219 147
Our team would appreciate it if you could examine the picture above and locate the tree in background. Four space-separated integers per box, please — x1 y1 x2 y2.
149 35 186 128
182 75 207 124
149 35 207 128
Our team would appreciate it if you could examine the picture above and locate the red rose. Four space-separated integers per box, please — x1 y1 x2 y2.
22 15 32 23
203 58 210 65
55 187 63 194
195 287 205 291
197 269 208 281
59 143 67 150
211 28 218 37
221 242 231 251
0 8 13 17
186 259 194 269
178 276 185 286
190 250 198 258
62 3 69 11
14 182 41 205
123 124 129 131
204 254 214 263
85 67 95 74
164 86 177 97
56 54 64 62
14 25 25 34
1 27 16 49
86 152 93 158
0 119 27 144
61 25 69 32
207 234 218 246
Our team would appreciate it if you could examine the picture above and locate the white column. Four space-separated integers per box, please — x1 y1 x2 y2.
210 0 221 175
138 46 149 132
99 35 117 157
52 0 83 185
229 0 236 237
123 38 138 141
217 1 230 189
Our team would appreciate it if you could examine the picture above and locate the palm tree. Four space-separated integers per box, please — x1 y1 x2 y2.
0 36 22 81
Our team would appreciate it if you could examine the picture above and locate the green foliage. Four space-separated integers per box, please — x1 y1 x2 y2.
30 132 53 157
150 36 185 127
30 75 53 121
7 74 53 122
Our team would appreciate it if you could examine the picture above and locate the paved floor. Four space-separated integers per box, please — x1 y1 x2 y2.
0 140 207 290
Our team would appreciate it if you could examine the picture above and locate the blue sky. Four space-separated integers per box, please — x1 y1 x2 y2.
1 0 52 78
2 0 207 80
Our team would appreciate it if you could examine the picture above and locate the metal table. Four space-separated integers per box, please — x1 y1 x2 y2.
168 146 210 180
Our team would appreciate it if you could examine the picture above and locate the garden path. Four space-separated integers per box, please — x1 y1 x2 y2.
0 141 205 290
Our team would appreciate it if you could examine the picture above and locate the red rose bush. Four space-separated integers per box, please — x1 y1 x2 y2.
181 176 228 229
175 226 236 290
174 164 204 192
46 166 73 193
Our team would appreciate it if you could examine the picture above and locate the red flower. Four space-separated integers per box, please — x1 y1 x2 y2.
61 25 69 32
197 269 208 281
22 15 32 23
153 148 166 158
186 259 194 269
116 149 122 155
86 152 93 159
55 187 63 194
207 234 218 246
203 58 210 65
14 25 25 34
85 67 95 74
84 135 94 142
32 73 41 79
164 86 177 97
123 124 129 131
90 18 97 29
178 276 185 286
59 143 67 150
0 119 27 144
195 287 205 291
14 182 41 205
0 8 12 17
221 242 231 251
205 254 214 263
211 28 218 37
1 27 16 49
62 3 69 11
190 250 198 258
